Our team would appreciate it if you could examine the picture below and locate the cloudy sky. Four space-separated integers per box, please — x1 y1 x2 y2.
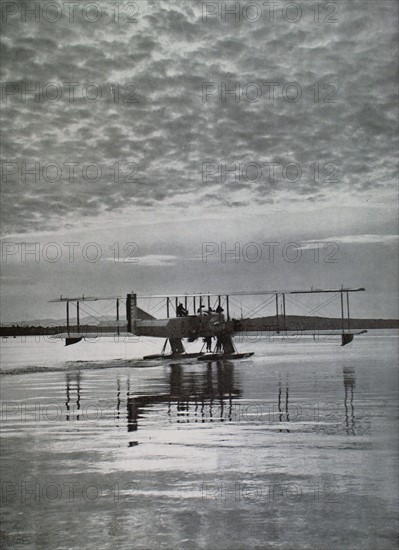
0 0 398 322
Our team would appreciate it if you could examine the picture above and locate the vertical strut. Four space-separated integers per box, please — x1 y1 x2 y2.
66 302 70 333
76 301 80 333
226 295 230 321
116 298 120 336
282 293 286 330
275 294 279 333
340 290 345 333
166 298 170 318
346 292 351 331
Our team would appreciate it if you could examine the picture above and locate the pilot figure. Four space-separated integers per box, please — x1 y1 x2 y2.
176 302 188 317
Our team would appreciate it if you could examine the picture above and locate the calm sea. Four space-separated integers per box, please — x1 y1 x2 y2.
1 331 398 549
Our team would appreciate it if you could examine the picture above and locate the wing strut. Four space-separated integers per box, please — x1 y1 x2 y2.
282 293 286 331
275 294 279 333
340 290 345 333
346 292 351 331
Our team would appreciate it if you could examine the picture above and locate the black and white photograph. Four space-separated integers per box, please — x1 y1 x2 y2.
0 0 398 548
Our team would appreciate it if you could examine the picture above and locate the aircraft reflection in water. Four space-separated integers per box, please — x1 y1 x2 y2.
65 372 81 422
63 364 241 428
343 366 356 435
275 367 357 435
123 362 241 431
63 364 358 438
277 379 290 433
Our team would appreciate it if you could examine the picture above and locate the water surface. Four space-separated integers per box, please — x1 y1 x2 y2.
1 332 398 549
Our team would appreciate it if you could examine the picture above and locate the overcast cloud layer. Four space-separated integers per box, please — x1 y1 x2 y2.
0 0 398 320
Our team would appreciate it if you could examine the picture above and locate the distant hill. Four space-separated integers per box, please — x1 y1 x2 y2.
0 308 154 329
0 314 398 337
234 315 399 331
0 315 117 328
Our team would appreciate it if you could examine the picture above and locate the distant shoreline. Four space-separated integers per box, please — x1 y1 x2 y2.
1 315 398 337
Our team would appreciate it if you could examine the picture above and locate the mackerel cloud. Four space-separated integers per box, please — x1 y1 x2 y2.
0 0 397 235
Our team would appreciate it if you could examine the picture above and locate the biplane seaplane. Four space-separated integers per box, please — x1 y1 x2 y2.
49 287 366 360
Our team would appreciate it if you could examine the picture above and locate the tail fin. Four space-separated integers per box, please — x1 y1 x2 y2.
136 307 155 320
